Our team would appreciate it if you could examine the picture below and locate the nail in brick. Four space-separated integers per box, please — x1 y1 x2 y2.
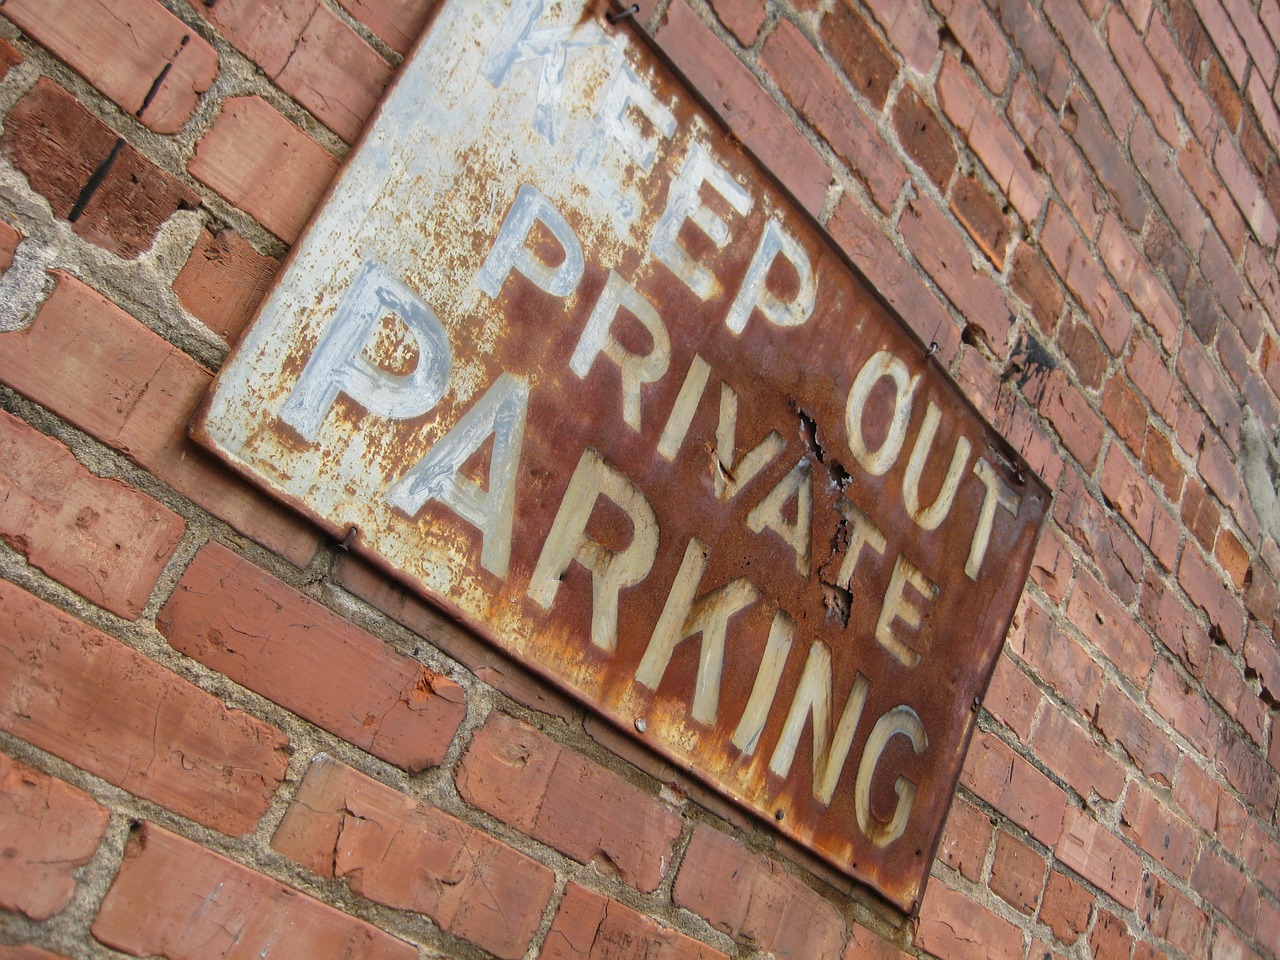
0 751 109 921
0 78 199 258
0 579 289 836
93 823 415 960
273 755 554 960
159 542 466 773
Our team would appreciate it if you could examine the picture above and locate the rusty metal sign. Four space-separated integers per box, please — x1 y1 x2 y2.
194 0 1048 912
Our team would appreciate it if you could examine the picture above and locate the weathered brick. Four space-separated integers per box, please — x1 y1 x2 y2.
1242 817 1280 897
1146 13 1219 147
894 86 956 189
915 882 1021 960
174 227 280 346
189 96 339 243
190 0 314 74
985 651 1040 740
1066 570 1156 686
1179 545 1245 651
1205 646 1266 746
1199 234 1258 347
1099 444 1180 571
0 219 20 274
1131 118 1209 261
1030 527 1072 603
332 0 433 53
95 822 414 960
1125 336 1179 427
1180 479 1220 553
1216 729 1278 813
1055 808 1144 910
0 752 109 921
1139 571 1210 679
1198 432 1260 547
1096 216 1179 354
1143 876 1209 956
1214 136 1279 249
1038 205 1130 355
1243 626 1280 702
1120 780 1198 879
456 712 680 892
1174 758 1245 851
938 795 992 882
937 55 1043 222
759 17 897 214
1062 91 1148 234
899 194 1013 355
931 0 1010 91
1009 241 1065 333
1210 919 1264 960
0 948 72 960
659 5 828 216
1054 315 1107 390
1039 869 1091 946
1043 0 1134 135
1101 375 1147 453
159 543 465 773
1108 7 1180 145
1191 846 1259 936
1009 596 1103 718
991 0 1071 105
545 884 727 960
863 0 939 73
0 271 320 567
0 409 183 619
1 78 200 259
1141 429 1185 503
961 731 1067 846
1038 371 1105 469
2 0 218 133
951 175 1011 268
1088 909 1134 960
709 0 765 46
844 925 911 960
1094 684 1178 787
673 825 846 959
1178 140 1246 258
1148 658 1224 762
1054 470 1143 602
0 579 288 835
827 196 959 360
989 830 1046 914
819 3 896 110
1033 700 1126 803
274 755 553 959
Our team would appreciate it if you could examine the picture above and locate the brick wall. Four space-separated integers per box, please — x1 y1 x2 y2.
0 0 1276 959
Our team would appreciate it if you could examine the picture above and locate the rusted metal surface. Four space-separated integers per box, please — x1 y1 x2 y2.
193 0 1049 913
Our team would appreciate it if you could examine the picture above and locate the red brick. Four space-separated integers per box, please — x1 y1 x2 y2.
1178 141 1247 259
189 96 339 243
937 55 1044 223
863 0 939 73
1205 646 1266 746
709 0 765 46
1042 0 1133 135
1055 808 1144 910
1094 684 1178 787
0 579 288 835
1214 136 1279 249
190 0 314 74
1096 217 1179 354
159 542 465 773
844 925 911 960
1216 729 1278 813
1038 205 1129 355
545 884 727 960
1179 545 1245 650
0 219 20 274
1119 780 1199 879
1242 818 1280 897
272 756 553 958
0 272 320 567
1098 444 1180 571
1062 90 1148 233
2 0 218 133
1210 923 1265 960
758 17 898 214
95 822 414 960
938 796 992 882
673 825 846 959
989 830 1046 914
1009 597 1103 719
985 650 1041 740
1144 13 1219 143
0 949 71 960
961 730 1068 846
1260 901 1280 958
899 194 1013 356
0 37 21 82
660 6 828 216
1107 8 1179 145
1054 471 1144 602
990 0 1072 107
1191 846 1259 936
915 882 1021 960
333 0 433 54
1195 0 1251 83
1144 876 1209 956
1199 235 1258 347
1033 700 1125 803
951 175 1011 268
1039 869 1092 946
1180 479 1220 553
1030 527 1073 603
1125 336 1179 426
1066 571 1156 686
0 408 183 619
0 752 109 920
1147 659 1223 761
1054 316 1107 390
1010 242 1066 333
931 0 1010 91
1038 371 1105 469
1245 570 1280 629
998 396 1067 488
1243 626 1280 702
1008 77 1103 240
1131 117 1209 257
1141 429 1184 503
1088 909 1134 960
174 227 280 346
1139 571 1210 679
1 78 199 259
828 196 960 360
1198 432 1260 546
819 3 897 110
1101 376 1147 453
456 712 680 893
1174 759 1245 850
334 555 577 720
894 87 957 189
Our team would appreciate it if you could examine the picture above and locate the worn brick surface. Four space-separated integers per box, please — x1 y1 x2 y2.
0 579 288 835
334 0 435 54
2 0 218 133
915 882 1022 960
457 712 680 892
94 822 415 960
1039 869 1091 945
1032 699 1125 803
1055 807 1144 910
159 543 466 772
989 830 1046 914
1 78 199 258
173 227 279 345
938 796 993 882
0 408 183 619
0 752 109 921
544 884 727 960
273 755 554 960
961 731 1067 846
0 272 319 567
673 825 846 960
819 4 896 109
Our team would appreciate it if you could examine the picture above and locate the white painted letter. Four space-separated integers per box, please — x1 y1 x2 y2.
528 447 659 651
732 609 796 756
282 260 451 442
385 374 528 579
967 458 1020 579
845 350 919 477
873 554 938 668
855 706 926 847
477 184 585 298
902 402 971 531
746 458 813 576
725 219 816 334
836 498 888 590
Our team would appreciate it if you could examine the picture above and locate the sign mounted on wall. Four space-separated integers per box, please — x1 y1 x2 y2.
194 0 1048 912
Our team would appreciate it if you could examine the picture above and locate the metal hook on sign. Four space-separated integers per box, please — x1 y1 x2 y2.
925 341 939 359
608 3 639 23
338 525 359 552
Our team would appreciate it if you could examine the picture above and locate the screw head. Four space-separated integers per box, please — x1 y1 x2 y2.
634 717 647 733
